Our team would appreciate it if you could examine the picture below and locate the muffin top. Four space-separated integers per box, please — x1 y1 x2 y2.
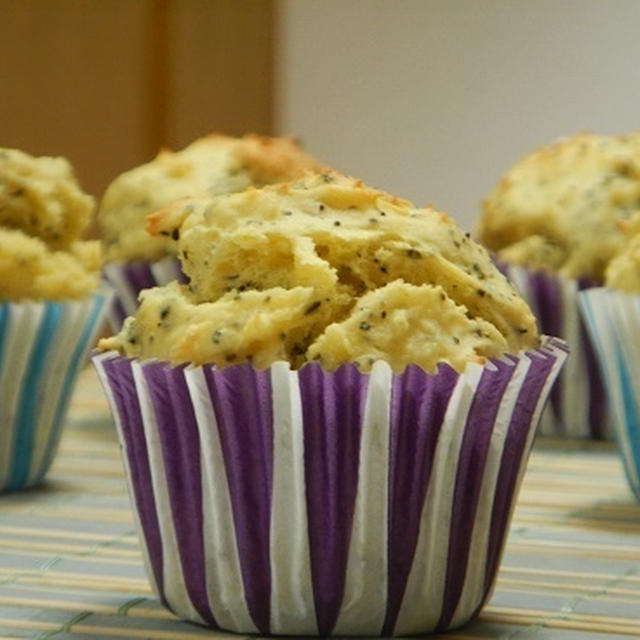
100 172 539 373
98 133 325 263
0 147 94 248
604 212 640 292
0 147 100 301
476 132 640 281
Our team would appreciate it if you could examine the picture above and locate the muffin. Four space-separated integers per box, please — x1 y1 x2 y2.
94 172 566 635
98 133 324 328
579 213 640 499
0 147 111 491
476 131 640 438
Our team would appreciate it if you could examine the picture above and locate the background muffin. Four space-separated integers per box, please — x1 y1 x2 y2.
0 147 110 491
478 132 640 281
99 133 324 263
475 132 640 438
98 133 325 329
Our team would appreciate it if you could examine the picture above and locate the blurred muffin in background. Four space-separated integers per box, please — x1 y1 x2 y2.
98 133 325 328
0 147 110 491
476 131 640 438
478 131 640 281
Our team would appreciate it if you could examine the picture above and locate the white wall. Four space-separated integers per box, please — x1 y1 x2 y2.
275 0 640 231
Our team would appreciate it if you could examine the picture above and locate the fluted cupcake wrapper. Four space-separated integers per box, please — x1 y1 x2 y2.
0 289 112 491
578 288 640 500
500 263 606 438
92 337 567 637
103 256 187 331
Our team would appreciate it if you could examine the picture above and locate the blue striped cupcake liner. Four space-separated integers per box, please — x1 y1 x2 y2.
93 336 567 636
578 288 640 500
499 263 606 438
103 256 187 331
0 289 112 492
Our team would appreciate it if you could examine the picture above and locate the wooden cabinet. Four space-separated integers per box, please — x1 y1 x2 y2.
0 0 273 198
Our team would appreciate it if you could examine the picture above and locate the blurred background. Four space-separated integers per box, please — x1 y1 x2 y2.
1 0 639 230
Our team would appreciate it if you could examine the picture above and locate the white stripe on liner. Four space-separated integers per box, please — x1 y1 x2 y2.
478 343 569 612
505 266 554 436
508 265 568 436
506 265 536 320
614 291 640 408
615 293 640 490
559 277 590 437
529 342 569 445
0 303 44 489
184 366 257 634
131 361 202 625
27 301 88 484
92 352 161 597
103 264 139 318
450 355 530 627
149 256 183 286
333 360 393 636
394 362 483 635
268 363 317 635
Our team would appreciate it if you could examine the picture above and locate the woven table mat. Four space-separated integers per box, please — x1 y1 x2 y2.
0 367 638 639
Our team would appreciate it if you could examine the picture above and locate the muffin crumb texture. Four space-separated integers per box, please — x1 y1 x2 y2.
477 132 640 281
98 133 324 263
605 212 640 292
101 172 539 372
0 147 100 300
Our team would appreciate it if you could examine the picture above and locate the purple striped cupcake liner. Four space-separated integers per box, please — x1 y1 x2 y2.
499 263 606 439
0 288 112 491
93 336 566 636
103 256 187 331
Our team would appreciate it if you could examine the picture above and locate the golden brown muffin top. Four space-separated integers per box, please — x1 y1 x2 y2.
98 133 326 262
101 172 539 372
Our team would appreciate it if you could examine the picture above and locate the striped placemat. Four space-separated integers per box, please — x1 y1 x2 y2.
0 367 638 639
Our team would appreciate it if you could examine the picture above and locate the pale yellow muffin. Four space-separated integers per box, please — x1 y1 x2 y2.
0 229 100 301
99 134 324 263
0 148 100 301
306 280 508 372
100 281 336 369
477 132 640 281
604 213 640 292
149 172 537 351
101 172 538 373
0 147 94 249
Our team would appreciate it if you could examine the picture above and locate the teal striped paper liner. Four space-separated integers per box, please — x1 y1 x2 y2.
0 288 112 492
578 288 640 500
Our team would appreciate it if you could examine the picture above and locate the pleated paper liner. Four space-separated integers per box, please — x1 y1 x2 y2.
103 256 186 331
579 288 640 500
499 262 606 439
0 288 112 492
93 336 567 636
